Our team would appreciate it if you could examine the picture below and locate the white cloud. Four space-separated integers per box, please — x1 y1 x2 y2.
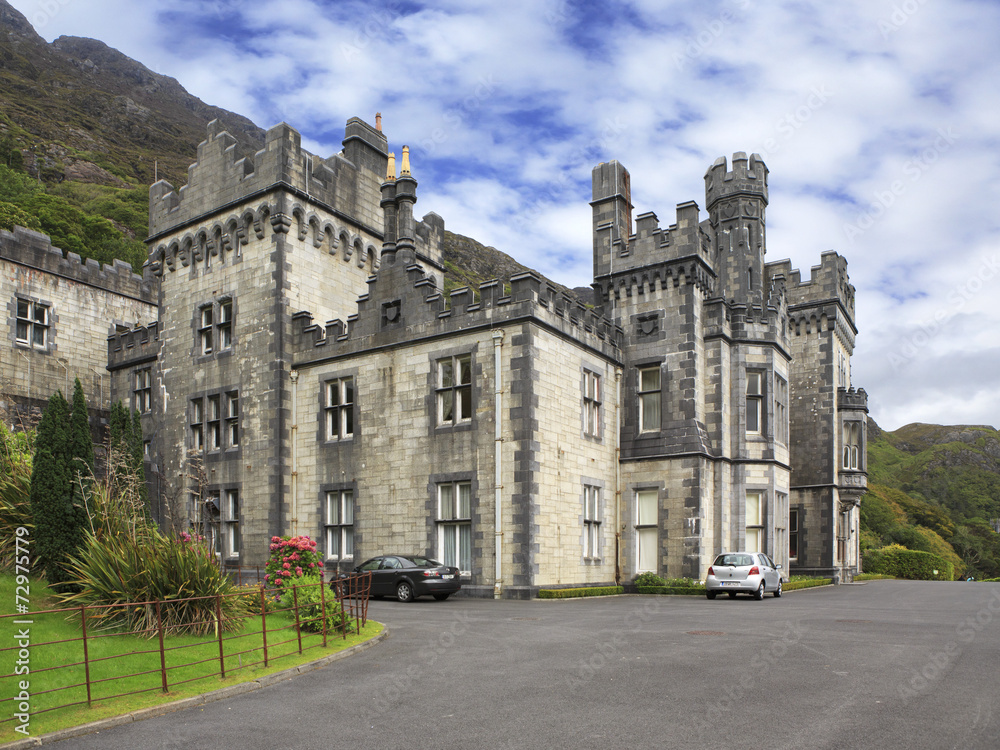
7 0 1000 429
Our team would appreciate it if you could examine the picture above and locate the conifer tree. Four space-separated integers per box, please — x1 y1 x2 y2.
68 377 95 497
29 391 74 590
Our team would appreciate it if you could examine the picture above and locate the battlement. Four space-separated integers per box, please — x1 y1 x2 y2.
291 263 623 365
0 225 156 301
837 387 869 412
769 251 856 320
704 152 768 209
107 322 160 371
149 118 388 238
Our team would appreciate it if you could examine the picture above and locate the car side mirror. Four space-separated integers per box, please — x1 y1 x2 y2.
776 564 782 570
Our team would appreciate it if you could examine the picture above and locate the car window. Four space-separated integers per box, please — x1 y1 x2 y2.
381 557 402 570
408 556 440 568
358 558 381 572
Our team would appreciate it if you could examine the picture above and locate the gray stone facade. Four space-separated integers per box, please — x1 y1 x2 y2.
5 115 867 594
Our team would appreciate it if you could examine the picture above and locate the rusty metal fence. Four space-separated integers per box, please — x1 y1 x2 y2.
0 572 371 733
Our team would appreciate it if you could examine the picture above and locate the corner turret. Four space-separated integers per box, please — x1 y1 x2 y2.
705 152 768 305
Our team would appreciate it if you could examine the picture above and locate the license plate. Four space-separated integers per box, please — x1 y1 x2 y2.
721 581 737 586
443 574 454 580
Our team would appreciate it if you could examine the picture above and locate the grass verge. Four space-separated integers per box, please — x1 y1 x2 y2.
0 575 382 744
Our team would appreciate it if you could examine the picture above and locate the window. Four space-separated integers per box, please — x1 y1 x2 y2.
843 422 861 470
583 371 601 438
226 391 239 447
207 395 221 451
198 305 213 354
134 369 152 413
746 491 763 552
638 366 661 432
206 490 221 556
218 300 233 351
143 440 151 458
225 489 240 558
584 485 601 559
636 489 658 573
190 398 204 452
15 299 49 349
437 482 471 573
746 371 763 435
325 490 354 560
197 298 234 355
325 377 355 440
789 509 799 561
437 355 472 426
774 375 788 444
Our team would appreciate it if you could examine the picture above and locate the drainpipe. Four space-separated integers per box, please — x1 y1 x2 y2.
492 329 505 599
290 370 299 536
614 369 622 585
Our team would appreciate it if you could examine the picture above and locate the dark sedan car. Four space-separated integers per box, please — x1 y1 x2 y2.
354 555 461 602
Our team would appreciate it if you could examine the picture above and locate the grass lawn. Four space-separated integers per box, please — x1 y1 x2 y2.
0 574 383 744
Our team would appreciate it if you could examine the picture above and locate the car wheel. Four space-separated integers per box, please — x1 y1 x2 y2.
706 591 716 600
727 592 736 599
433 593 451 601
396 581 414 603
774 580 782 598
754 582 765 600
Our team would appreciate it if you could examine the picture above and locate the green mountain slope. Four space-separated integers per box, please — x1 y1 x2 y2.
864 420 1000 578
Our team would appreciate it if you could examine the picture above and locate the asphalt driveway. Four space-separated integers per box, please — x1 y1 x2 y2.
50 581 1000 749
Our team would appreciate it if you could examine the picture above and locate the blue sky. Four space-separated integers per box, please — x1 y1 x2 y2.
11 0 1000 431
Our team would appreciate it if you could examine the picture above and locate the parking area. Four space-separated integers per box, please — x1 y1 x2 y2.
55 581 1000 750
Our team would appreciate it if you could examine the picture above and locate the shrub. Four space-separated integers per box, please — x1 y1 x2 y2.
232 583 277 615
289 577 353 634
633 572 666 588
0 423 33 571
264 535 325 597
863 546 954 581
60 529 246 635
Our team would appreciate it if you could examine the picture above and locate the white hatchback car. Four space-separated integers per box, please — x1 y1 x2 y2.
705 552 783 600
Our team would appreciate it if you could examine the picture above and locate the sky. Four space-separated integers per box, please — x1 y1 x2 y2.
9 0 1000 431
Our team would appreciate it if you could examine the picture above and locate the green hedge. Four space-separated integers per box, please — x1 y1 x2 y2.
537 586 623 599
782 578 832 591
635 586 704 596
854 573 895 581
863 547 953 581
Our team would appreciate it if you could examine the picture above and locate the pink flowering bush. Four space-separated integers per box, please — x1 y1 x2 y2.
264 535 325 594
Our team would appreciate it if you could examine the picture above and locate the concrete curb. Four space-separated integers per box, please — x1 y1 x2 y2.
2 626 389 748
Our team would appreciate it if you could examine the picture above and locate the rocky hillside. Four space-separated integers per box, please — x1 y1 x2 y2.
0 0 263 188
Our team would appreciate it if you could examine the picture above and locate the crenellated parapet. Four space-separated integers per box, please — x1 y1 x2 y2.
837 386 869 413
290 263 623 365
149 118 388 240
770 251 856 317
0 225 156 301
107 322 160 371
704 152 769 210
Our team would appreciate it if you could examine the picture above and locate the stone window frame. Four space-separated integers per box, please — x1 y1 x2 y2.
189 387 241 456
324 376 355 442
774 373 789 445
223 487 241 559
745 369 766 437
194 295 236 360
12 295 54 352
582 479 605 563
582 367 602 440
428 346 477 435
635 487 660 573
745 489 766 553
323 486 356 562
637 363 662 433
134 367 153 414
436 479 473 575
842 421 863 471
788 507 799 562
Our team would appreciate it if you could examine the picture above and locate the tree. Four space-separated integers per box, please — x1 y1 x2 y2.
107 400 148 521
29 391 74 590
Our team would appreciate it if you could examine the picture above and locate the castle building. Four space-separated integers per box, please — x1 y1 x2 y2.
6 114 868 595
